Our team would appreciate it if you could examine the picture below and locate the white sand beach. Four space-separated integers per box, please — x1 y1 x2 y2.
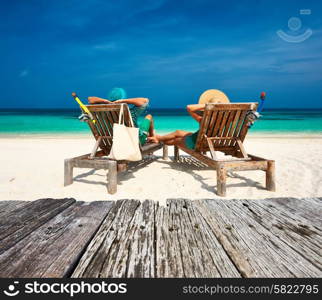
1 134 322 206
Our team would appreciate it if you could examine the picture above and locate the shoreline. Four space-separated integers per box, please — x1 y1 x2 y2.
0 132 322 139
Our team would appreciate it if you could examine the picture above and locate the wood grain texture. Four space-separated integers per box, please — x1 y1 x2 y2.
264 197 322 226
240 199 322 271
194 199 322 277
0 198 75 255
71 200 142 278
155 199 240 277
0 201 112 278
0 201 30 218
1 198 321 278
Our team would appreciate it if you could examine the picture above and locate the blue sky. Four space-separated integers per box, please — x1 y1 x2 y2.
1 0 322 108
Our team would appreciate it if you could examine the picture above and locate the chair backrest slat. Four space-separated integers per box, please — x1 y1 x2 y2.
226 110 241 147
91 111 110 153
215 111 230 147
96 111 113 148
101 111 114 136
238 115 252 143
206 111 218 138
195 109 211 151
194 103 257 155
221 110 237 147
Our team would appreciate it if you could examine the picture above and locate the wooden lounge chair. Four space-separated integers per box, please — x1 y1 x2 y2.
174 103 276 196
64 103 168 194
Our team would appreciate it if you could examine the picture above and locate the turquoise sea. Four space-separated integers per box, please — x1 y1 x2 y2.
0 109 322 135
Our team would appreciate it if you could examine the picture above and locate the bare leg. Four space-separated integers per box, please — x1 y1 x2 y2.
144 114 155 137
162 138 176 145
144 114 160 143
157 130 191 143
145 115 155 136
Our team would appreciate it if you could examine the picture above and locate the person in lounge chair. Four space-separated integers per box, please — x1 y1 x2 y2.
150 89 230 148
148 103 204 148
88 88 157 146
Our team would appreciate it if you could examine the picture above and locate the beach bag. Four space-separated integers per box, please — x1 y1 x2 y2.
108 104 142 161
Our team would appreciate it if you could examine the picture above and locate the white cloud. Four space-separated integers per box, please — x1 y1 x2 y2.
93 42 117 50
19 69 29 77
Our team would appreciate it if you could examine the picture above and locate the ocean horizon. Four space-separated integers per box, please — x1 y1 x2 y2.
1 108 322 136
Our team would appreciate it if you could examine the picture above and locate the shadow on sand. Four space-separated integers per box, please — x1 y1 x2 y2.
73 154 264 194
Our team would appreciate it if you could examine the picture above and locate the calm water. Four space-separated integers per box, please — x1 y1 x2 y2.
0 108 322 135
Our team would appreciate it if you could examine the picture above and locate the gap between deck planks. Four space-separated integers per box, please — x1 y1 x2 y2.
194 199 322 277
0 198 75 255
0 197 321 278
72 197 322 278
0 201 113 278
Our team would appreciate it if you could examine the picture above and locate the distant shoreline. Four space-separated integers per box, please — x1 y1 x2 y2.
1 108 322 111
1 132 321 139
1 109 322 135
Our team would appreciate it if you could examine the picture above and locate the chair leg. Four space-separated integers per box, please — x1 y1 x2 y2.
162 144 169 160
117 163 127 173
216 164 227 196
174 146 179 162
107 160 117 194
266 160 276 192
64 159 74 186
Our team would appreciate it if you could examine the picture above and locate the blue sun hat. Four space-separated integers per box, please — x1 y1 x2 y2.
108 87 127 101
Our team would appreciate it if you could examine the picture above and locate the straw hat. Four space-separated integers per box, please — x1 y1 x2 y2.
198 89 230 104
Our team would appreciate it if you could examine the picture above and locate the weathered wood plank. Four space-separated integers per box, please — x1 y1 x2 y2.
262 197 322 226
181 199 240 277
71 200 142 278
0 201 113 278
194 199 322 277
167 199 194 277
155 204 175 277
0 201 30 218
155 199 240 277
94 200 156 278
240 199 322 271
0 198 75 255
122 200 156 278
0 198 320 279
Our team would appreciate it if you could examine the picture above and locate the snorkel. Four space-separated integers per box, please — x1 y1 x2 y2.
258 91 266 113
72 92 96 124
71 88 126 123
246 92 266 127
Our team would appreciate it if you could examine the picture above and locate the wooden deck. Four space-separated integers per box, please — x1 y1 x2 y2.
0 197 321 278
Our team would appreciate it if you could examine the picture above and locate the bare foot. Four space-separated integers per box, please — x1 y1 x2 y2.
147 136 159 143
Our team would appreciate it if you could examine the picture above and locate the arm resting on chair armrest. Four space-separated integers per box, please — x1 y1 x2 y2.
88 97 112 104
114 97 149 106
187 104 205 123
